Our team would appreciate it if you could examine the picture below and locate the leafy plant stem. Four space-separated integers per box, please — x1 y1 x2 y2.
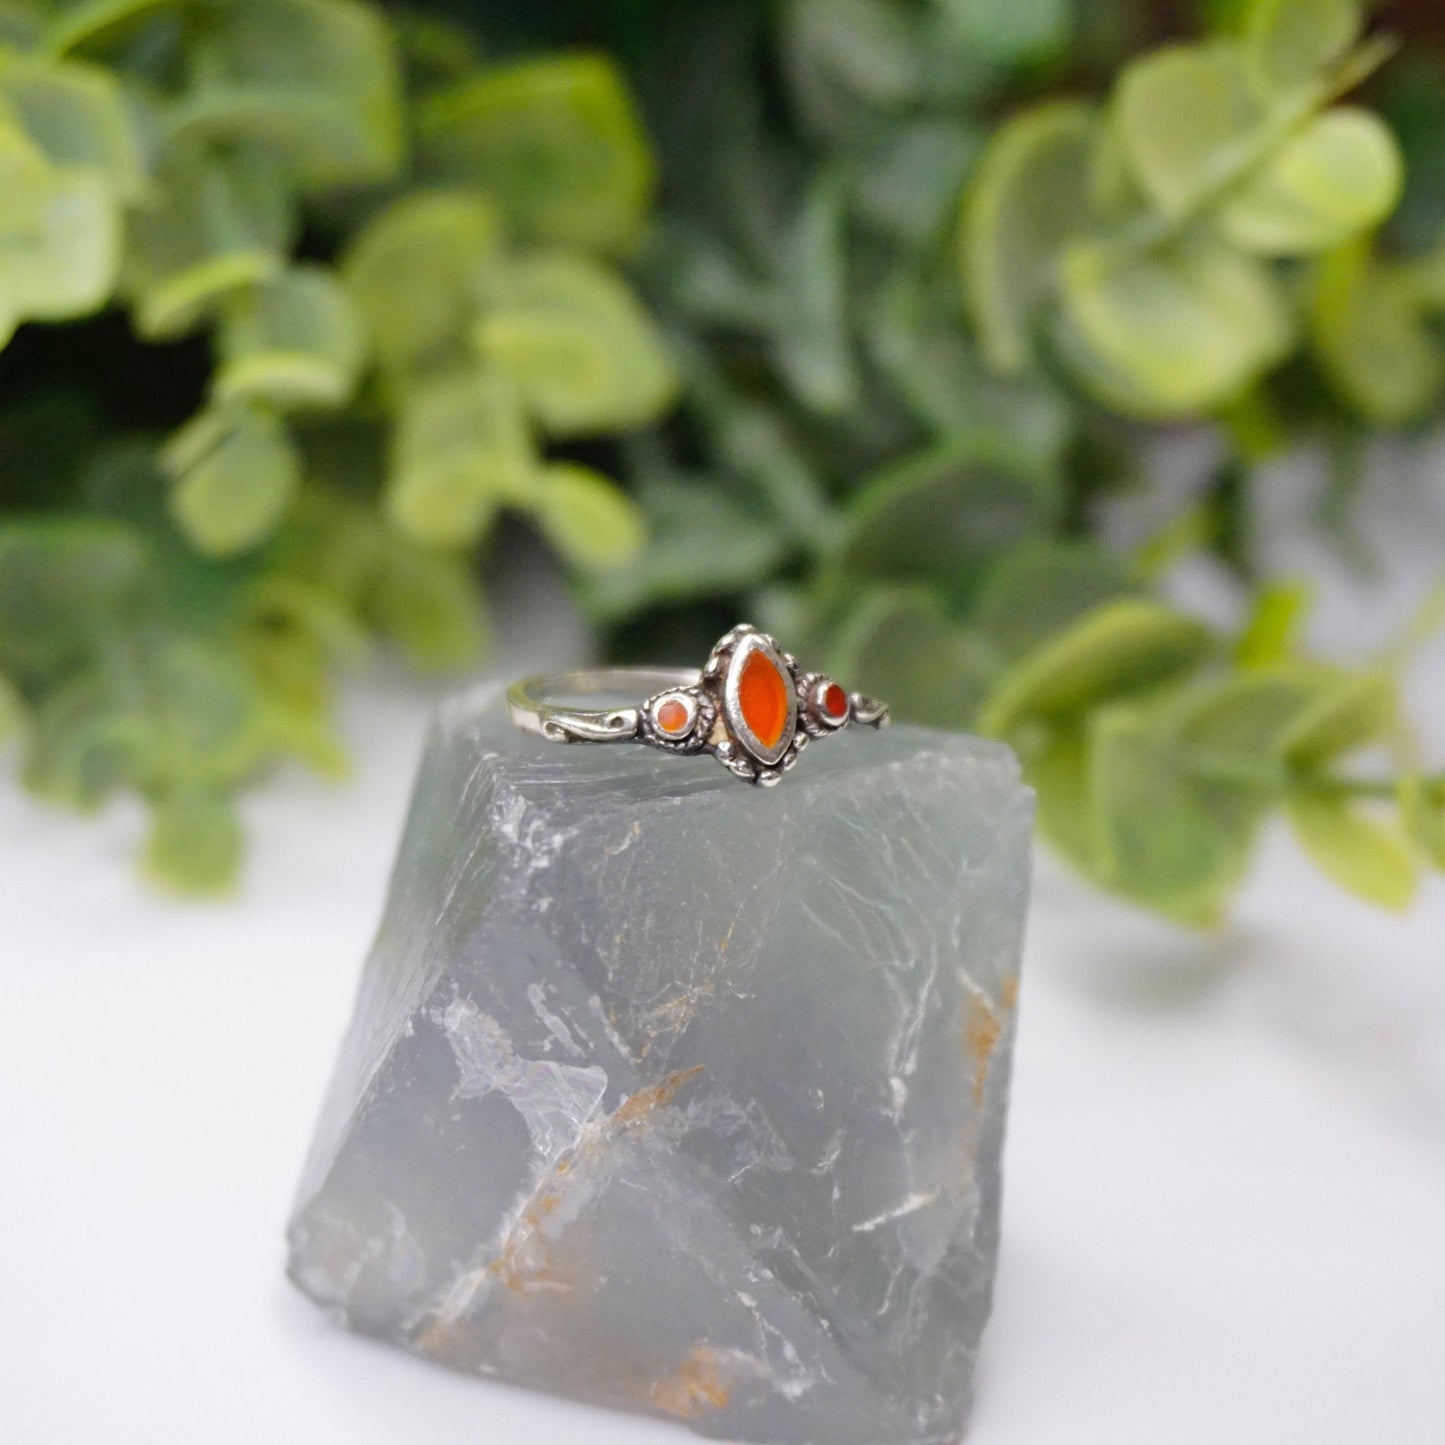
1085 35 1399 282
1298 768 1445 802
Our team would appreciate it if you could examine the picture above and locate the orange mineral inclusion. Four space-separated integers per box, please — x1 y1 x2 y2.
738 651 789 749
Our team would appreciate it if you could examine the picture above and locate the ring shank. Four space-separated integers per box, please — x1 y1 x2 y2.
508 667 699 743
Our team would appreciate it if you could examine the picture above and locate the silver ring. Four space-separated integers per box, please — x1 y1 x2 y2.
508 624 889 787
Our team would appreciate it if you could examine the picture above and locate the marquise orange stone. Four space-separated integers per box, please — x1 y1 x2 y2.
738 650 790 750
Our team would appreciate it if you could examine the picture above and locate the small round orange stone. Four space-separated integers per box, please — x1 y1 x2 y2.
738 651 789 749
657 699 690 734
823 683 849 720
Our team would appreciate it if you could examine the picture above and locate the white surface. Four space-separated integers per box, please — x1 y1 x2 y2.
3 464 1444 1445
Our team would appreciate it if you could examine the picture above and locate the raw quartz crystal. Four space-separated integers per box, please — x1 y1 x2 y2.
287 686 1033 1445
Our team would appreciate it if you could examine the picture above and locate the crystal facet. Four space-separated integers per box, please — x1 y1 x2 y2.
286 687 1033 1445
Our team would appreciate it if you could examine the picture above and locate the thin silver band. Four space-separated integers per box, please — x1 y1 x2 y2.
508 668 696 745
506 626 889 788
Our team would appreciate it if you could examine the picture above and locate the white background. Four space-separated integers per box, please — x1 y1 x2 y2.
3 447 1444 1445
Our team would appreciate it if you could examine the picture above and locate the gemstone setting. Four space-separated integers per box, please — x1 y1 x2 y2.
812 679 850 727
656 697 693 736
624 625 885 784
722 631 797 768
641 687 710 752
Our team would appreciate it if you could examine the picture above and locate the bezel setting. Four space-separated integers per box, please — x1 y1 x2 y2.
811 677 851 728
641 687 714 754
687 625 807 786
722 630 798 768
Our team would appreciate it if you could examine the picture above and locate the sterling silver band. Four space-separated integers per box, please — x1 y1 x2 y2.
508 667 698 745
507 625 889 787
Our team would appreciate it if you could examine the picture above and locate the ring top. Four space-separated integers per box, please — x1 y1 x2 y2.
508 625 888 787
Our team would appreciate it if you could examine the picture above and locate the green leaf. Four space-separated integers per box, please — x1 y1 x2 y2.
850 116 981 246
123 139 295 339
343 190 500 380
1280 670 1396 764
475 252 677 437
1219 108 1402 255
0 669 23 743
22 628 267 813
387 368 535 546
248 573 368 666
47 0 178 57
365 542 488 671
389 11 482 91
529 461 645 571
0 516 146 681
0 3 46 50
20 618 264 813
829 587 996 729
21 671 144 809
0 127 119 325
173 0 403 187
1287 794 1418 908
242 626 348 780
938 0 1073 67
865 270 1073 463
1245 0 1362 95
0 51 143 197
1057 237 1292 417
1409 241 1445 313
1382 56 1445 255
961 101 1096 373
1308 242 1441 425
144 785 244 896
1401 777 1445 871
1086 102 1145 220
419 53 653 252
1089 704 1266 925
1026 730 1105 879
970 540 1136 662
981 598 1214 736
772 172 856 413
165 404 301 556
698 393 838 547
785 0 926 139
1171 663 1330 767
838 433 1060 588
1049 303 1183 419
579 478 787 622
142 637 266 783
1115 43 1258 219
215 265 365 409
1235 579 1312 667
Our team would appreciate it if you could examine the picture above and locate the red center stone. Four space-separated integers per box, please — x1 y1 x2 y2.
738 651 790 749
823 683 849 720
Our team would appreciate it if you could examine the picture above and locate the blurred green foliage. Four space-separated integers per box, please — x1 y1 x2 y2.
0 0 1442 916
606 0 1445 925
0 0 672 891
